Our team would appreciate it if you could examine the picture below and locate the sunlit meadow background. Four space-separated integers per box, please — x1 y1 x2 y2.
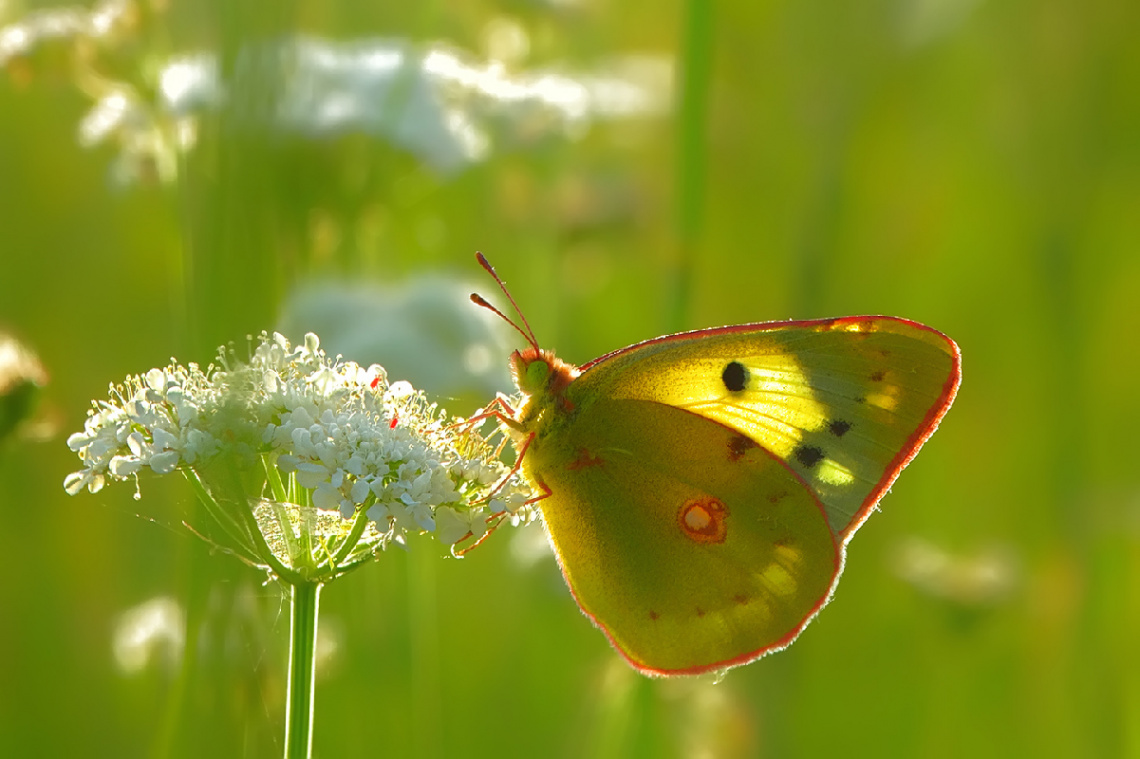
2 0 1138 757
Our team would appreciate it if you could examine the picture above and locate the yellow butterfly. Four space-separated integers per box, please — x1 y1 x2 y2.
474 254 961 676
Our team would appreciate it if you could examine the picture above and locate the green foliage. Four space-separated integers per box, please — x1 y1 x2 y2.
1 0 1138 757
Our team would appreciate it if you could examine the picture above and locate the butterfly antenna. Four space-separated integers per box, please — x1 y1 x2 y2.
472 252 540 350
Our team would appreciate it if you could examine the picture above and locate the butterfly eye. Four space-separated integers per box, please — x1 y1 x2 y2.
721 361 749 392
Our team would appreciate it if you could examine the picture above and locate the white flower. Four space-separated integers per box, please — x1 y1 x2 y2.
435 505 489 546
64 331 538 577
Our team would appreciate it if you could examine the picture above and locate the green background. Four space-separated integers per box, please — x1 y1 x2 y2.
2 0 1138 757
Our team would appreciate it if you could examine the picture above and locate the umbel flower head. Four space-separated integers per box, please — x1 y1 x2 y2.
64 331 534 583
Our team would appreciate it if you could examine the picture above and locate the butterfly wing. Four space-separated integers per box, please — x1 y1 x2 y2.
570 316 961 540
530 396 840 675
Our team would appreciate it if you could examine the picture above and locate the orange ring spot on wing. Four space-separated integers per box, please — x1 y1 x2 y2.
678 497 729 544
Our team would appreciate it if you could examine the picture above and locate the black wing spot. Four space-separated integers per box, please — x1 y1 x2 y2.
721 361 748 392
828 419 851 437
794 444 825 468
869 370 885 383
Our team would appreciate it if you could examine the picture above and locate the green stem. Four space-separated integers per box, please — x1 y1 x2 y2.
331 505 374 567
671 0 714 332
182 468 300 582
182 467 256 555
284 580 322 759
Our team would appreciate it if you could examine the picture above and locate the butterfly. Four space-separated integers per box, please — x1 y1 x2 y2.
472 254 961 676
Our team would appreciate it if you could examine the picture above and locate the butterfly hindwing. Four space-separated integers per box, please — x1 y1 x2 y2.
531 397 839 675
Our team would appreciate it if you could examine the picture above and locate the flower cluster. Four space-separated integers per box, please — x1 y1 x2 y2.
64 332 534 576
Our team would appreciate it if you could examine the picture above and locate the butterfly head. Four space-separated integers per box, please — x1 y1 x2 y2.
510 346 580 402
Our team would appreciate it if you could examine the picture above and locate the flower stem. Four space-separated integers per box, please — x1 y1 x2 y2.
284 580 322 759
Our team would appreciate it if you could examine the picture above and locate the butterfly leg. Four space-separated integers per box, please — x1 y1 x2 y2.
476 431 547 521
442 395 517 462
458 394 526 432
454 392 542 482
455 475 551 557
465 393 518 422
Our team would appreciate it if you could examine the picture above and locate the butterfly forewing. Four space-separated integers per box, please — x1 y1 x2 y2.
570 316 961 539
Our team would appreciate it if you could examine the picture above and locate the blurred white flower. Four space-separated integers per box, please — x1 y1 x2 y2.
892 536 1017 607
277 277 517 402
112 596 185 676
0 329 52 444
